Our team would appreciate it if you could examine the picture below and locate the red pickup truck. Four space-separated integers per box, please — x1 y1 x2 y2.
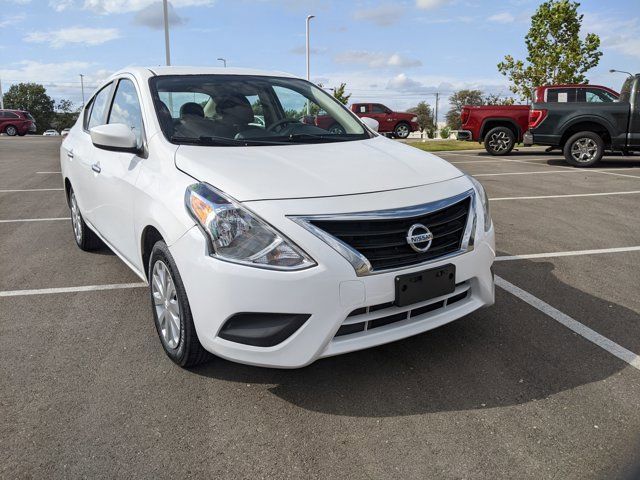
351 103 419 138
457 84 619 155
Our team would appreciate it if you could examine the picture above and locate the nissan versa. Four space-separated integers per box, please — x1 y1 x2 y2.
60 67 495 368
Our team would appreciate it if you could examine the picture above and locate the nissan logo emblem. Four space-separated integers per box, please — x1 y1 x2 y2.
406 223 434 253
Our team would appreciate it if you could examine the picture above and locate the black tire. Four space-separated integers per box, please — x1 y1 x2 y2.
5 125 18 136
563 131 604 167
484 126 515 155
328 123 346 135
394 122 411 139
69 188 103 251
149 241 210 368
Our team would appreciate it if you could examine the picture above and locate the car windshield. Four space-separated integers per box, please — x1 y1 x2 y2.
149 74 371 146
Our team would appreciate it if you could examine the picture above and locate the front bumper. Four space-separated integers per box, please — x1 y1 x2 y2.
169 179 496 368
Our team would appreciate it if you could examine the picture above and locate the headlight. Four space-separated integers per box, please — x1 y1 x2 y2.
466 175 491 232
411 116 418 123
185 183 315 270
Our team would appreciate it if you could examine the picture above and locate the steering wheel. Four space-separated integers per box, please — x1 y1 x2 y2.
267 118 301 133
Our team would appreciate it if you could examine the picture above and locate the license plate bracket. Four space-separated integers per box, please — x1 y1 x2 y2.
394 264 456 307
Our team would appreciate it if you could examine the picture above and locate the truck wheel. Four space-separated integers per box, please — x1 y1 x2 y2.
5 125 17 136
484 127 515 155
394 122 411 139
564 131 604 167
328 123 346 135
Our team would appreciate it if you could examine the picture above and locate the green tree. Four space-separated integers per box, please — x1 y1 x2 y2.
439 126 451 139
3 83 55 133
51 99 80 131
331 83 351 105
445 89 483 130
497 0 602 100
406 101 433 134
483 93 516 105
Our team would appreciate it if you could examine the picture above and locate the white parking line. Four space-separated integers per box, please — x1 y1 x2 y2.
0 282 147 297
491 190 640 201
0 188 64 192
36 171 61 174
0 217 70 223
475 170 576 177
495 275 640 371
496 246 640 261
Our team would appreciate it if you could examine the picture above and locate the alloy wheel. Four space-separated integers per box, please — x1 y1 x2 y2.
395 124 410 138
152 260 181 349
488 131 511 152
6 126 17 136
70 193 82 244
570 138 598 163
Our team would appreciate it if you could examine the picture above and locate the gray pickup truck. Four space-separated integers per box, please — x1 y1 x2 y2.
525 74 640 167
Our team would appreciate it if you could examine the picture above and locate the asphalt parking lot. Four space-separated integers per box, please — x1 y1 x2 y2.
2 137 640 479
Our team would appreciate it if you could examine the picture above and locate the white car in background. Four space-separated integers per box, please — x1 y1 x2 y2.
61 128 70 137
43 129 60 136
60 67 495 368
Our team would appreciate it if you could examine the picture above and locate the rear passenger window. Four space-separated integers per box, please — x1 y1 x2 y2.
108 79 144 146
547 88 576 103
87 83 112 130
358 105 367 113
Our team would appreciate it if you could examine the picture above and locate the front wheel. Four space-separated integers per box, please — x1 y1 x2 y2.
149 241 209 367
484 127 515 155
328 123 346 135
564 131 604 167
394 122 411 139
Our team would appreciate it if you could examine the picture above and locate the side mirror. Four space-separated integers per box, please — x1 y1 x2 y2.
90 124 139 153
361 117 379 132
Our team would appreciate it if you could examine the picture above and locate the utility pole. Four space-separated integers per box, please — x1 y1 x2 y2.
305 15 315 81
0 78 4 110
162 0 171 66
434 92 439 136
79 74 85 108
217 58 227 68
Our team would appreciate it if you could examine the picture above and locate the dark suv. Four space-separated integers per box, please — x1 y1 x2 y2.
0 109 36 136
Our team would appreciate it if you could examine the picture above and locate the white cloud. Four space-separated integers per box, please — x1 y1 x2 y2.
353 4 404 27
488 12 515 23
25 27 120 47
583 12 640 59
415 0 452 9
334 51 422 69
0 13 26 27
49 0 74 12
133 1 186 28
83 0 212 14
290 45 326 55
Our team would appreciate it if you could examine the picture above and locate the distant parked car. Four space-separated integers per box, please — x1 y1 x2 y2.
43 129 60 136
61 128 71 137
0 109 36 136
350 103 419 139
457 84 620 155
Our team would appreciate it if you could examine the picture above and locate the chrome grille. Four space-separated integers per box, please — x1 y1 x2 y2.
308 195 471 272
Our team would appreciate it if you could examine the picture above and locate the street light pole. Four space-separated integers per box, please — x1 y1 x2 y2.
217 58 227 68
79 74 85 108
0 77 4 110
162 0 171 66
305 15 315 81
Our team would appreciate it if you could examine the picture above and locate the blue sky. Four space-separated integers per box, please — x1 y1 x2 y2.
1 0 639 119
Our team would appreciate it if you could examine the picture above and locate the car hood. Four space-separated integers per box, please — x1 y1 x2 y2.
175 135 463 201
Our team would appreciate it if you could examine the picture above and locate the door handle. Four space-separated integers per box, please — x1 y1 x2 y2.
67 149 74 159
91 163 101 173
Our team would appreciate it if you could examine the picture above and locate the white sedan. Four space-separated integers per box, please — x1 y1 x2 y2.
43 129 60 136
60 67 495 368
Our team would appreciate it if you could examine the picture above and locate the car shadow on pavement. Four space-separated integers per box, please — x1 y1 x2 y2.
543 158 640 168
191 258 632 417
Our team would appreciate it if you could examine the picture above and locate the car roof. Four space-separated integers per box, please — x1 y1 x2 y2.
108 66 298 82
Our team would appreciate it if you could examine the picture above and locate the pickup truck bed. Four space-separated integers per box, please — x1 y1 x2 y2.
458 105 530 155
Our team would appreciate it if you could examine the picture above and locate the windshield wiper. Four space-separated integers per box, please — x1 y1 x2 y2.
285 133 353 143
170 135 288 146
